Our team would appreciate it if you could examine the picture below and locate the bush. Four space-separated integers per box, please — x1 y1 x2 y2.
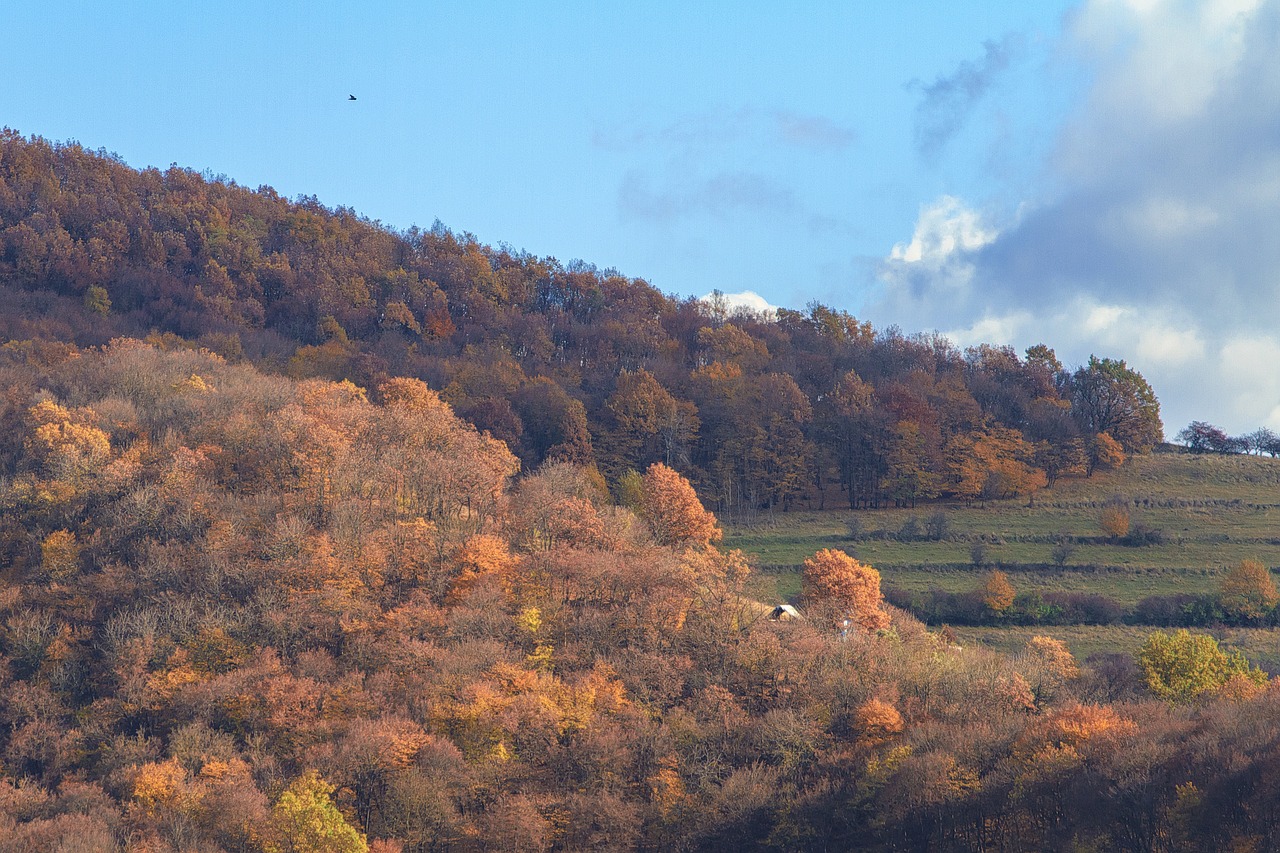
1100 503 1131 539
1122 523 1165 547
1041 592 1124 625
1012 592 1064 624
1130 594 1223 627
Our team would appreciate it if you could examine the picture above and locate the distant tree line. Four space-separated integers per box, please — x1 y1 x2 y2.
0 130 1166 517
1176 421 1280 456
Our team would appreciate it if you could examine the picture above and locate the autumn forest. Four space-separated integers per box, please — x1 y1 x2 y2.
3 131 1280 851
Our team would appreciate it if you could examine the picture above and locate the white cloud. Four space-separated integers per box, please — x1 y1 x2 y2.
888 196 996 266
1075 0 1259 105
942 311 1034 348
1069 300 1205 368
869 0 1280 434
700 290 780 316
1216 335 1280 428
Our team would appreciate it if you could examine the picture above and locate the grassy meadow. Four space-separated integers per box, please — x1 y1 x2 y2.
730 451 1280 660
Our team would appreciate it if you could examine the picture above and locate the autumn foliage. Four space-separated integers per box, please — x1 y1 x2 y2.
1218 558 1280 621
638 462 721 547
0 131 1161 520
0 324 1269 853
981 569 1017 613
801 548 890 631
7 132 1280 852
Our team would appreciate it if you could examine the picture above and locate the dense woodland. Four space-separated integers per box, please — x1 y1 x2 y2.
0 131 1164 517
4 131 1280 851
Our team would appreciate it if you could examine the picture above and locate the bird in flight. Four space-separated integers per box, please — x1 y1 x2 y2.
348 94 357 101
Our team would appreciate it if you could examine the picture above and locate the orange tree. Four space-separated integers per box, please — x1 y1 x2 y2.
801 548 890 631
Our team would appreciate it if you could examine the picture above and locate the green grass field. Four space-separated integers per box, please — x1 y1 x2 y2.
952 624 1280 671
729 452 1280 655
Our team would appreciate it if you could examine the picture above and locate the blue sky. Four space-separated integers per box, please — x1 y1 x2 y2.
6 1 1280 435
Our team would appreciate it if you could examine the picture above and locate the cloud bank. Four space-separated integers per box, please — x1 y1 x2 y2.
875 0 1280 435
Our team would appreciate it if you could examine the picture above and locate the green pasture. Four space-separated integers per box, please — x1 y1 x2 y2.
731 452 1280 620
953 624 1280 673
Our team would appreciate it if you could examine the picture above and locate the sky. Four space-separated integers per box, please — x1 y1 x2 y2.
5 0 1279 436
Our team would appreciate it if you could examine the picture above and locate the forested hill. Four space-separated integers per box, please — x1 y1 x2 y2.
10 132 1280 853
0 130 1163 511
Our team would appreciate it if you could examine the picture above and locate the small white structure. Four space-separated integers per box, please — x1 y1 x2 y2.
768 604 803 622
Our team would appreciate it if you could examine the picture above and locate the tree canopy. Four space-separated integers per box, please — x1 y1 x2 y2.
0 131 1168 518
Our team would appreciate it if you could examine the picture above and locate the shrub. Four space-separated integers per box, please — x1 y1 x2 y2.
1122 523 1165 547
1219 559 1280 622
969 542 989 567
1099 504 1131 539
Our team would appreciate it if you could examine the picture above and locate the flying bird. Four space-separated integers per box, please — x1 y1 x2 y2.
348 94 357 101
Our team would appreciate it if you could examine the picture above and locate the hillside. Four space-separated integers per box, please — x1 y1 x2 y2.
7 133 1280 851
2 338 1280 852
729 452 1280 664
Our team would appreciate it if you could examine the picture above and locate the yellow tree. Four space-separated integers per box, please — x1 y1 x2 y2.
447 534 518 603
1219 559 1280 621
266 770 367 853
1137 630 1267 703
40 530 80 580
853 698 904 744
981 570 1016 614
801 548 890 631
1018 636 1080 704
1099 503 1130 539
25 399 112 494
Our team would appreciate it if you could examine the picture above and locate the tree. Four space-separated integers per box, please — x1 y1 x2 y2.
816 369 888 509
1069 356 1163 453
84 284 111 314
600 369 697 477
981 570 1016 614
1086 432 1126 476
945 426 1046 504
1099 503 1131 539
1251 427 1280 457
801 548 890 631
1176 421 1232 454
882 420 940 507
1219 559 1279 622
266 770 368 853
638 463 721 547
512 378 594 467
1136 630 1267 703
40 530 79 581
1017 636 1079 704
853 698 904 743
